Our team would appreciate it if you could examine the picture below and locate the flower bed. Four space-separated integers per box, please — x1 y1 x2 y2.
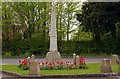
18 58 87 70
18 59 29 70
40 59 87 70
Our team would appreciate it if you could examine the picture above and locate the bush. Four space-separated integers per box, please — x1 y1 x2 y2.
3 52 12 57
3 35 119 57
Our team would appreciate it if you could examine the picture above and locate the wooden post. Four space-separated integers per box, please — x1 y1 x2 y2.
101 59 112 73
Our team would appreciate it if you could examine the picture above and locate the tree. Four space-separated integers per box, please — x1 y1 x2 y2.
76 2 120 53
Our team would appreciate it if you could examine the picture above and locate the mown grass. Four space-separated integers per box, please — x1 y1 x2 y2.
0 63 118 76
0 65 2 70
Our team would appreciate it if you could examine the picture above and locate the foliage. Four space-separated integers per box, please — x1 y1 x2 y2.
76 2 120 54
3 38 116 57
2 2 120 56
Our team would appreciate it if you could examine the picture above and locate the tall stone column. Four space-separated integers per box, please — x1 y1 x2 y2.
45 0 61 62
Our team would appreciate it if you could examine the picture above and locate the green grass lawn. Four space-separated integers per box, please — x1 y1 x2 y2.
0 63 118 76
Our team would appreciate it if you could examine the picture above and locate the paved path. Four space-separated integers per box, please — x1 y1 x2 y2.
1 56 117 65
1 71 120 79
0 71 13 78
1 73 120 79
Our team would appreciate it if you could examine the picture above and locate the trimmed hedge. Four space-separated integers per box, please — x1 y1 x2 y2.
2 37 120 57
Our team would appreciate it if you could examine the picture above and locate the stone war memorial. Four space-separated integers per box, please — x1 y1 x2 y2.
1 1 120 78
45 0 62 63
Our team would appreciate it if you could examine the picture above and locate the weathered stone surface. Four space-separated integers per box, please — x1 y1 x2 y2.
73 53 76 65
45 0 62 62
31 54 35 59
111 54 119 64
101 59 112 73
27 57 30 66
29 61 40 76
76 55 80 67
45 52 61 62
31 54 35 62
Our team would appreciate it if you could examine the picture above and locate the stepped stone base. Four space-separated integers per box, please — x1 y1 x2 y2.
45 51 62 62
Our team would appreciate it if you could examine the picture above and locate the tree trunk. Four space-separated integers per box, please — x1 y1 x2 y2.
60 14 62 41
67 14 70 41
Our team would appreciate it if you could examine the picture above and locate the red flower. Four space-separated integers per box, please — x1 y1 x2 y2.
23 59 28 63
22 61 25 64
52 62 54 64
18 59 21 63
49 62 52 66
61 61 63 65
79 58 84 63
84 61 86 65
42 62 44 65
45 61 48 64
38 62 40 64
57 62 59 64
58 61 63 65
71 64 73 66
